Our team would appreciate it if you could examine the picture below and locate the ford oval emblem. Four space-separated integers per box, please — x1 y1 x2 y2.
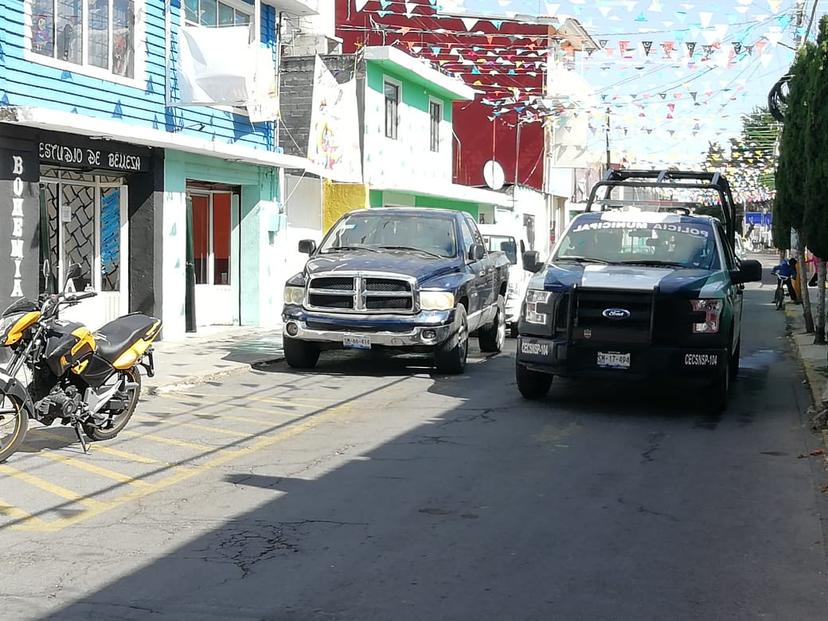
602 308 631 320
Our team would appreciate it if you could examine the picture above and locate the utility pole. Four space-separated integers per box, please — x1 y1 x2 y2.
605 106 611 172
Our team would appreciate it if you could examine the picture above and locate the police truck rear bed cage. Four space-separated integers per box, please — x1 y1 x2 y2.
585 170 738 248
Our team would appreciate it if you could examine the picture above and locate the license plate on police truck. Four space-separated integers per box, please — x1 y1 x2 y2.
343 335 371 350
597 352 630 369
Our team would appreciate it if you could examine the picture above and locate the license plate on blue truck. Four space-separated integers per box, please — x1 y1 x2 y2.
343 335 371 350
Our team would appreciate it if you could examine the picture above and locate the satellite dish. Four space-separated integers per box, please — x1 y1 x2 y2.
483 160 505 190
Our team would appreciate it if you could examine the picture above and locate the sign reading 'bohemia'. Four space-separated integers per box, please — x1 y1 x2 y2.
39 142 149 173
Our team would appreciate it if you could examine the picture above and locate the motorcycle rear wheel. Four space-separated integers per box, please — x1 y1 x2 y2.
0 393 28 463
83 368 141 442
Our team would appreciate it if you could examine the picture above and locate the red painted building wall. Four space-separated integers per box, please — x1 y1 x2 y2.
335 0 551 191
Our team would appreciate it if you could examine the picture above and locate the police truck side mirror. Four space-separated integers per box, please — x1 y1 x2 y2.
523 251 543 273
298 240 317 255
732 259 763 284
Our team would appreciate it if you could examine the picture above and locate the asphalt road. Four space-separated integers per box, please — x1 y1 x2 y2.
1 282 827 620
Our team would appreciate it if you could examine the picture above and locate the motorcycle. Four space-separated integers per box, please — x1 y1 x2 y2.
0 264 161 462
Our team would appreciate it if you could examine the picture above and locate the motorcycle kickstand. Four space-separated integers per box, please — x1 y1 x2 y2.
73 421 89 454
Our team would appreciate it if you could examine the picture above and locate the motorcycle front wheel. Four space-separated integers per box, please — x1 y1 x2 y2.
83 368 141 442
0 392 28 463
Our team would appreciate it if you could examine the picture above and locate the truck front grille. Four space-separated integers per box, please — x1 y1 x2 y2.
306 273 416 314
573 289 655 344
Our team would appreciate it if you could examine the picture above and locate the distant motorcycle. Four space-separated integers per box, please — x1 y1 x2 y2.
0 264 161 462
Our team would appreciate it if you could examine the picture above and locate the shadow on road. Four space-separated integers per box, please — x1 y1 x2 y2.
29 288 828 621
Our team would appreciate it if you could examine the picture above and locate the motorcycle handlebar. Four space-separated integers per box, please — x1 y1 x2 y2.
65 291 98 302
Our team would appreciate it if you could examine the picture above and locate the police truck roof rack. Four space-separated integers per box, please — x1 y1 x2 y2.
584 169 738 249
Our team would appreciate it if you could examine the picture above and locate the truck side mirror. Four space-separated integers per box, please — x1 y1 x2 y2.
523 251 543 273
732 259 763 284
468 243 486 261
298 239 317 255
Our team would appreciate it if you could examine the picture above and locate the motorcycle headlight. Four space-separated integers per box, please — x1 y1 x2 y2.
283 285 305 306
525 290 552 324
420 291 455 311
690 299 723 333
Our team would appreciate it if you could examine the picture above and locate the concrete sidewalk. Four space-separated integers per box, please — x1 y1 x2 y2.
143 326 284 395
784 303 828 439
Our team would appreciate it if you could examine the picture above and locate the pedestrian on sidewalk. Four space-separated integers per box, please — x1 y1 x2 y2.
806 250 821 287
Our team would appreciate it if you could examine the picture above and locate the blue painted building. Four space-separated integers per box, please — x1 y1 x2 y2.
0 0 311 337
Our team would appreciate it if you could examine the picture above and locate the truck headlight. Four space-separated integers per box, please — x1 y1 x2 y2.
284 285 305 306
420 291 455 311
525 290 552 324
690 299 723 333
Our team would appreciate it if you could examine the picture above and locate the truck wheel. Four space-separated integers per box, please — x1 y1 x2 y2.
479 295 506 353
708 351 731 413
729 340 741 382
516 362 552 400
434 305 468 374
284 336 320 370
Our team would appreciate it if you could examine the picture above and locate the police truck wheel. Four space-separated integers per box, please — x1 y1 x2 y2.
479 295 506 353
709 351 731 413
284 337 320 370
516 362 552 400
435 305 468 374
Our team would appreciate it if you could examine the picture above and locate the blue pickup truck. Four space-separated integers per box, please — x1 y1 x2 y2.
282 208 511 374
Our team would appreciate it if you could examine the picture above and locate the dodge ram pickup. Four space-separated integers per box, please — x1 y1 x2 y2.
515 170 763 412
282 208 510 374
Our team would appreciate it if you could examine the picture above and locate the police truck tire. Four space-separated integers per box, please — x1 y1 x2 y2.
516 362 552 400
284 337 320 369
709 351 731 413
479 295 506 353
435 305 468 374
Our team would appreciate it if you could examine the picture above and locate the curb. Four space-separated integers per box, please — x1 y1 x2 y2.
144 355 285 396
785 307 826 409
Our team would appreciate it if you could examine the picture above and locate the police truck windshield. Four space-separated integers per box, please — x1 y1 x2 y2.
554 219 720 270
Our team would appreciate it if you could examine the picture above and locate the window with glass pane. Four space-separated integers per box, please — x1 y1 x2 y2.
191 196 210 285
218 2 235 26
88 0 108 69
212 194 232 285
200 0 217 26
100 187 121 292
235 11 250 26
57 0 83 64
384 81 399 140
112 0 134 77
29 0 135 79
61 183 96 290
430 101 441 152
184 0 198 23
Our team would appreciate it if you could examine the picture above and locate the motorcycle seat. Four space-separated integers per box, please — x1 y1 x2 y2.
95 314 160 363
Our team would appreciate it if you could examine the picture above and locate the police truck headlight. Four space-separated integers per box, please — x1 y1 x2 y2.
420 291 455 311
690 299 723 333
525 290 552 324
284 286 305 306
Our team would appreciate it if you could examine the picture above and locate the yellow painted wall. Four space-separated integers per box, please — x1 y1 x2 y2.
322 181 369 231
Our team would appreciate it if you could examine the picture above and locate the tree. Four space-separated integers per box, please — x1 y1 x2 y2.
776 44 817 335
802 17 828 344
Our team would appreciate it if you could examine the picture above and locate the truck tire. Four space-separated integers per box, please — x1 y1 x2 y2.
284 336 320 370
479 295 506 353
434 305 468 374
516 362 552 400
708 351 731 413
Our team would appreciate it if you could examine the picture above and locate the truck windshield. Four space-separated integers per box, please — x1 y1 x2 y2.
483 235 518 264
554 220 720 270
320 213 457 258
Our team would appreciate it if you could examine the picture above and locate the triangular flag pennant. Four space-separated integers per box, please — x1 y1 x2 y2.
689 91 698 101
642 41 653 55
461 17 478 31
733 42 743 55
686 41 696 56
354 0 369 12
599 39 609 49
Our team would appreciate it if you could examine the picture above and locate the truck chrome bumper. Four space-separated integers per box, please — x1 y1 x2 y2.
285 320 454 347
